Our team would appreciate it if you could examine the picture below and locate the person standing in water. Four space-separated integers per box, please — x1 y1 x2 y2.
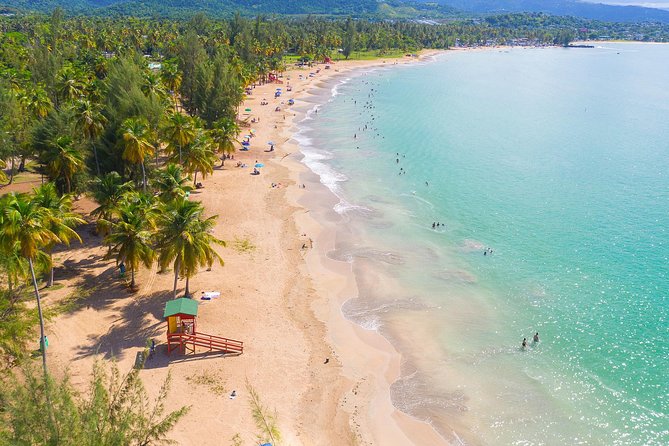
522 338 528 349
533 332 540 343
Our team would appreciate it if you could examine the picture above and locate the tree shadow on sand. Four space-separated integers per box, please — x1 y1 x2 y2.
72 290 169 362
142 345 241 370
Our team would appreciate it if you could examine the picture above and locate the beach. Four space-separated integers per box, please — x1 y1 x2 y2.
38 51 446 446
11 42 669 446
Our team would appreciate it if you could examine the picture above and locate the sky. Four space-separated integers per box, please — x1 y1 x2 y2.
580 0 669 10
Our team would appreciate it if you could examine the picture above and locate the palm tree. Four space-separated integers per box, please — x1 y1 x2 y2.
152 164 193 203
56 64 85 104
103 199 156 290
0 195 29 298
120 117 155 193
156 198 225 299
160 112 196 164
20 85 52 119
142 71 167 102
210 118 239 166
183 131 216 185
41 135 85 194
90 171 134 224
73 99 107 175
160 60 182 110
31 183 85 287
0 159 8 184
0 192 60 374
0 240 28 298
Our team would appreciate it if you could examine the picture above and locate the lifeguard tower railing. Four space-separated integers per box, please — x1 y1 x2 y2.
167 331 244 355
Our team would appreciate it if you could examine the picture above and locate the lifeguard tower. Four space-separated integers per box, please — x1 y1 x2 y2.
164 298 243 355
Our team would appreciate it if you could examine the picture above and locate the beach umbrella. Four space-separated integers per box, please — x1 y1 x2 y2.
255 163 264 168
267 141 274 145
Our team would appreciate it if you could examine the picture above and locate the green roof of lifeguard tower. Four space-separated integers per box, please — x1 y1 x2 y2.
163 298 198 318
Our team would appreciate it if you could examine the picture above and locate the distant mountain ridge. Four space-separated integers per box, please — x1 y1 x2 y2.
3 0 669 23
1 0 453 18
1 0 382 17
425 0 669 23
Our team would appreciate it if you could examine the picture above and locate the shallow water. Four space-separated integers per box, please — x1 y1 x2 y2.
298 44 669 445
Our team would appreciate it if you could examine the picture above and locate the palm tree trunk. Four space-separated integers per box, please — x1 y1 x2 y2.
130 265 135 289
47 251 54 287
185 276 190 298
141 162 147 193
93 145 101 176
30 257 57 433
8 156 15 184
29 259 48 375
66 176 71 194
193 171 198 186
172 257 180 299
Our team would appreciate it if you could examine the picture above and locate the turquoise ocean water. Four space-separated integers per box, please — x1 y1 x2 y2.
297 44 669 445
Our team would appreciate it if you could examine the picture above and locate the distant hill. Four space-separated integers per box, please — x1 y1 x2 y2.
4 0 669 23
425 0 669 23
0 0 459 18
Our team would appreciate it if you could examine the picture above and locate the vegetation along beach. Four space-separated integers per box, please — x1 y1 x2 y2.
0 1 667 445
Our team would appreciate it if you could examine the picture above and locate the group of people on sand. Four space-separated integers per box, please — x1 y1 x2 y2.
521 332 540 349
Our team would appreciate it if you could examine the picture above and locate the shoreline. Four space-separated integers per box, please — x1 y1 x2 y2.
279 52 450 444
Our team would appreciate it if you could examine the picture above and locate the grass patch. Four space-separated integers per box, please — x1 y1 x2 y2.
5 173 42 184
343 49 408 60
231 237 256 254
186 369 227 396
45 285 96 318
283 48 408 65
42 283 65 293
